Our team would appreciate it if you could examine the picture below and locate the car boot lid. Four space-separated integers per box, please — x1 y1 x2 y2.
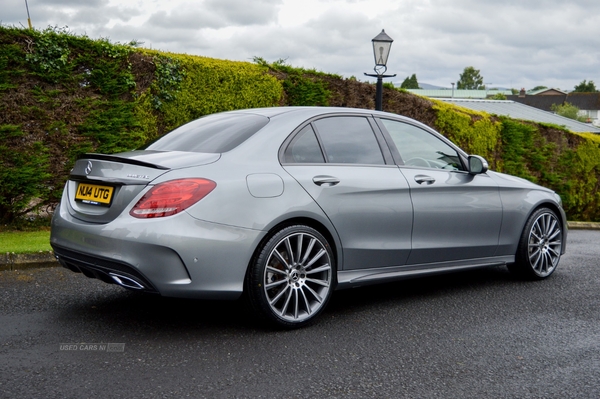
71 151 221 183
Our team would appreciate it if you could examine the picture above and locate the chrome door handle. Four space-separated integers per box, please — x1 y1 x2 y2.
414 175 435 185
313 176 340 186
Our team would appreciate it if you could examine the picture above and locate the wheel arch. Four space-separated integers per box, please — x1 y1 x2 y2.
244 216 341 291
508 201 566 279
525 201 568 254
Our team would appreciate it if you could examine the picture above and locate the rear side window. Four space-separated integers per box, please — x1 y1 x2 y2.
283 125 326 163
313 117 385 165
144 113 269 153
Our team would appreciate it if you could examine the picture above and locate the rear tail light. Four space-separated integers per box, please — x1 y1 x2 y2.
130 178 216 218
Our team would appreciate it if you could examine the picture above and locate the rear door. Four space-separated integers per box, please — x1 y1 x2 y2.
377 118 503 265
282 115 413 270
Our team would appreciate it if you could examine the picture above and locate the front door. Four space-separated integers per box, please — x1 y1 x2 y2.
378 118 502 265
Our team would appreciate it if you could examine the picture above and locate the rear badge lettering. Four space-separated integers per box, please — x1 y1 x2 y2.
127 174 150 179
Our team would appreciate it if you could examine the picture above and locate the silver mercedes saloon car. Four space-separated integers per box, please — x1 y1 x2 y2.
51 107 567 328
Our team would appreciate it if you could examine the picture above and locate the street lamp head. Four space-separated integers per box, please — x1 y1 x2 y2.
372 29 393 73
365 29 396 111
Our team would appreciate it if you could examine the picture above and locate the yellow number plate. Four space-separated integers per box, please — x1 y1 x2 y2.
75 183 114 206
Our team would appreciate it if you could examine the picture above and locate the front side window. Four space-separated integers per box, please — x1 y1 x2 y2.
313 117 385 165
380 119 464 171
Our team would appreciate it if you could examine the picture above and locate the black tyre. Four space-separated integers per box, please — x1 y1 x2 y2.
246 225 335 329
508 207 563 280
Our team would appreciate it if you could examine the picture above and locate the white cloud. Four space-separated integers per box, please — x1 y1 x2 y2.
204 0 283 26
1 0 598 90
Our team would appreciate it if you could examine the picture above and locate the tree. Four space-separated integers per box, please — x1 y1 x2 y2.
531 86 548 92
551 102 588 122
400 74 420 89
573 80 597 92
457 66 484 90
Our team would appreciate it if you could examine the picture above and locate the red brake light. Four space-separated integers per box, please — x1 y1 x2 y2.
130 178 216 218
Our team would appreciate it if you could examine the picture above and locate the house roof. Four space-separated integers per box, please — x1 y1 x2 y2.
437 98 600 133
566 93 600 110
507 92 600 111
506 94 566 112
528 88 568 96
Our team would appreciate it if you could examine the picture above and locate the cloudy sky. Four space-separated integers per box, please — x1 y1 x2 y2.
3 0 599 90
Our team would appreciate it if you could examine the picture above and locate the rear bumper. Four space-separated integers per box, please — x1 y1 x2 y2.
50 203 265 300
53 244 160 293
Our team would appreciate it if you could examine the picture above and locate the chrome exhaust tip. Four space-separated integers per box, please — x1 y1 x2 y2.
109 273 145 290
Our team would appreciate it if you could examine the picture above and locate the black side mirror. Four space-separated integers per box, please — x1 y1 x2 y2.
468 155 488 174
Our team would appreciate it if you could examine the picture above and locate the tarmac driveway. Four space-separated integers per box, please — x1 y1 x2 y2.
1 230 599 398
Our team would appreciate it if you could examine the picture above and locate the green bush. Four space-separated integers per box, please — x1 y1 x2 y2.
551 102 587 122
433 101 501 166
559 133 600 220
0 125 52 222
498 118 540 181
0 26 284 222
150 54 186 110
0 26 145 221
155 53 282 132
283 73 330 106
24 26 73 83
255 58 330 106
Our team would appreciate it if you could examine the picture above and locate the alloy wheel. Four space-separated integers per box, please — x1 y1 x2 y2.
527 212 562 277
262 231 332 324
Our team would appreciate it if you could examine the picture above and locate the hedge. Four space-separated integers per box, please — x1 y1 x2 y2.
0 26 281 222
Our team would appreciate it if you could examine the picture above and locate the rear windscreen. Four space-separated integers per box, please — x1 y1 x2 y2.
144 113 269 153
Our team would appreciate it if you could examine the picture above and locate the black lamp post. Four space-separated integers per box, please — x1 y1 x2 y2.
364 29 396 111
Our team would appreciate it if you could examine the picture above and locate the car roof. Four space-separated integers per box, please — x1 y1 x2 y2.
222 106 404 120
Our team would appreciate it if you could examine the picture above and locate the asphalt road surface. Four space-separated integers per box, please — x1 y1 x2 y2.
1 230 599 398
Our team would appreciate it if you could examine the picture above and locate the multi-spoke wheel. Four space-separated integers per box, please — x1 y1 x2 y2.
246 225 334 328
509 207 563 280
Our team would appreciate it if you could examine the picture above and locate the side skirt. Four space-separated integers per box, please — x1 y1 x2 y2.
336 255 514 289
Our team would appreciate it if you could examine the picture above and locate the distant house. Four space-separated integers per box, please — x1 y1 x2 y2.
527 88 568 96
506 90 566 112
405 88 512 99
567 93 600 125
507 89 600 127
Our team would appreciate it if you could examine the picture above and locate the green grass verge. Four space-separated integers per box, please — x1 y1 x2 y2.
0 230 52 254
